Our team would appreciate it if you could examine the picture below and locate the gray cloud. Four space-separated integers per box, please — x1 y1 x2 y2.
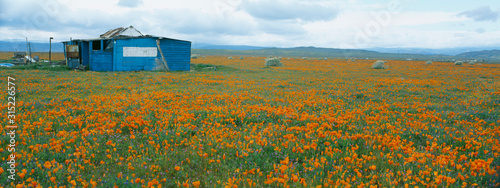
0 0 148 41
149 9 257 37
0 1 6 17
257 20 305 35
241 0 338 21
0 1 71 39
117 0 143 8
457 6 499 22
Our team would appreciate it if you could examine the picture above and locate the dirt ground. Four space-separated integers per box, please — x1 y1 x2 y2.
0 51 65 61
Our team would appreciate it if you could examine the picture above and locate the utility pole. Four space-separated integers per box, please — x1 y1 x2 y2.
49 37 53 62
26 37 28 64
29 42 32 58
25 37 28 54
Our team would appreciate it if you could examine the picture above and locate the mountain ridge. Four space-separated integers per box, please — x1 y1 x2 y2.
1 40 499 61
455 49 500 60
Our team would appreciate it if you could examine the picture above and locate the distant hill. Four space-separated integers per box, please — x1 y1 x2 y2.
192 46 455 61
1 40 499 62
193 44 267 51
192 46 500 62
455 50 500 60
365 47 500 56
191 44 500 56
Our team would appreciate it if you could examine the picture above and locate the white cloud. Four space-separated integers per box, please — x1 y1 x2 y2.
117 0 143 8
146 8 257 36
240 0 339 21
0 0 499 49
391 12 467 26
475 28 486 33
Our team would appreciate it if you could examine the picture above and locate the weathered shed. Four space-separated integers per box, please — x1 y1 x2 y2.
62 26 191 71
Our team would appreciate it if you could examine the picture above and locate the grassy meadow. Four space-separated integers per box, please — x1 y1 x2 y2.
0 56 499 187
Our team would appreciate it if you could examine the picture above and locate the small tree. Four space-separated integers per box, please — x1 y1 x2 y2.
454 61 463 65
191 54 199 59
372 60 387 69
228 56 233 60
426 61 433 65
265 57 283 67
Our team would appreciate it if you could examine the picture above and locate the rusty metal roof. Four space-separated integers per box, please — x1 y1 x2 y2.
99 26 143 39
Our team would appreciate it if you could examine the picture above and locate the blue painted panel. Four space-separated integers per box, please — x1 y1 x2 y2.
114 38 158 71
68 59 79 69
81 42 90 66
159 39 191 71
90 51 112 71
81 37 191 71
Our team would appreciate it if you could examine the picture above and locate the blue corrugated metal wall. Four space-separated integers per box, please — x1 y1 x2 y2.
114 38 158 71
158 38 191 71
70 37 190 71
90 51 113 71
81 42 90 66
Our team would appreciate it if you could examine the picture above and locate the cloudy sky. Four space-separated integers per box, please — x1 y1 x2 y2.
1 0 499 49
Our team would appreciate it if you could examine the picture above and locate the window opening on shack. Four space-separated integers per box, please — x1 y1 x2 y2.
92 40 101 51
104 40 113 52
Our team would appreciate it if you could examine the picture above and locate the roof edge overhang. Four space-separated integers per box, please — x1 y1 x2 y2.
62 35 191 44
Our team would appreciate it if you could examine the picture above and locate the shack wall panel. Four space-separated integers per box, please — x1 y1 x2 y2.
81 42 90 66
90 51 113 71
64 36 191 72
159 39 191 71
114 38 158 71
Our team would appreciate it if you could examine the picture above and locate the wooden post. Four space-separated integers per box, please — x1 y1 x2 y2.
156 39 170 71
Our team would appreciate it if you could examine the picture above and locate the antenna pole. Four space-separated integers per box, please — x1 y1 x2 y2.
29 42 32 65
50 37 54 62
26 37 28 64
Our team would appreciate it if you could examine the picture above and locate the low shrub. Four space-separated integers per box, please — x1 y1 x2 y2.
372 60 387 69
265 57 283 67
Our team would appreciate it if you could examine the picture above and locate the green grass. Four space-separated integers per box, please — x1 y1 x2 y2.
0 58 498 187
0 64 72 71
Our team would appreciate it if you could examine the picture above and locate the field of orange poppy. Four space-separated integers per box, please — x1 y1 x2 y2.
0 56 499 187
